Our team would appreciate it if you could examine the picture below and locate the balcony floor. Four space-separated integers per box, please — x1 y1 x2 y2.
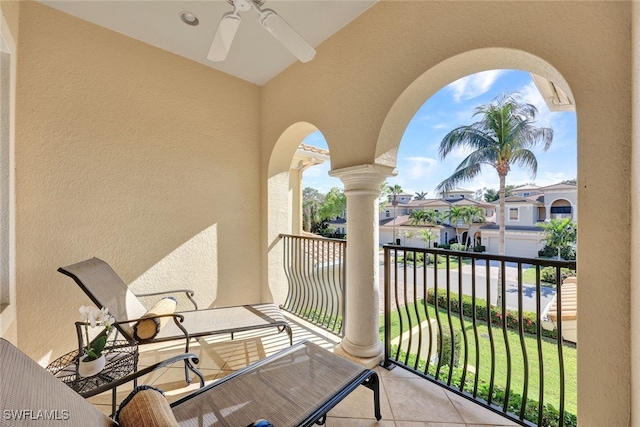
88 314 516 426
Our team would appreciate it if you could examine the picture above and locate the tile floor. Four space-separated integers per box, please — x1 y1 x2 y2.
88 314 517 426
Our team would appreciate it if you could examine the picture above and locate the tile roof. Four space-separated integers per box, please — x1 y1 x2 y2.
298 143 330 156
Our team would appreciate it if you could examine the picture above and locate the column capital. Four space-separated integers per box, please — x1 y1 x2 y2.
329 164 396 193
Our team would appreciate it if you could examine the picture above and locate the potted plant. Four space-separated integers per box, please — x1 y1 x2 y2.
77 305 114 377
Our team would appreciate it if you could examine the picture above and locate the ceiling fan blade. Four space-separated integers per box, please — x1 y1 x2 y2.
259 9 316 63
208 12 241 62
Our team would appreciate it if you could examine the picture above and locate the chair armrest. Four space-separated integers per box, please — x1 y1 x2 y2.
75 313 188 349
135 289 198 310
80 353 205 398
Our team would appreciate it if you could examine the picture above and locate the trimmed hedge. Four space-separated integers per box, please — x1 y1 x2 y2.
439 329 462 367
426 288 558 340
540 267 576 284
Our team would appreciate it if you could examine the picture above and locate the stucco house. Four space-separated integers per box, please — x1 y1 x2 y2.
0 2 638 425
379 183 577 257
476 182 578 257
380 189 493 246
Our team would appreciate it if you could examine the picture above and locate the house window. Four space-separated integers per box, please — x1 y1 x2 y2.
550 205 572 219
509 208 519 221
523 192 530 197
385 210 390 218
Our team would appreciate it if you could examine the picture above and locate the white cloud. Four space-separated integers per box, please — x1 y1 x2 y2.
402 156 438 180
447 70 506 102
519 81 553 127
536 171 568 186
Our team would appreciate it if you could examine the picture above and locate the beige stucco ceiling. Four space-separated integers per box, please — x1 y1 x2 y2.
38 0 376 86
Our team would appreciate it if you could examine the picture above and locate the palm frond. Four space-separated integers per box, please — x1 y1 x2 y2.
438 126 494 159
435 163 484 193
511 148 539 176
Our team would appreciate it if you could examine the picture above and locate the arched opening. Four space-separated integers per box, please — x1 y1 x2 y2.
266 122 327 304
373 48 578 424
550 198 573 220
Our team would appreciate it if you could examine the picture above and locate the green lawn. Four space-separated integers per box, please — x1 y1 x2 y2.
380 301 577 417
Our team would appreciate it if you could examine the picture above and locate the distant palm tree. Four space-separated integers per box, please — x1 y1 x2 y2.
404 230 415 246
409 209 426 226
414 191 428 200
540 218 577 260
460 206 487 248
436 93 553 306
384 184 403 244
445 206 467 244
409 209 441 247
419 229 436 248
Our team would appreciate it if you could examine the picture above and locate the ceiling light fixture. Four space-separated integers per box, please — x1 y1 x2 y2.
180 11 199 26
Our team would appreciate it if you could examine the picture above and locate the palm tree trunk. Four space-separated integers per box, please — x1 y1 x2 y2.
497 173 506 308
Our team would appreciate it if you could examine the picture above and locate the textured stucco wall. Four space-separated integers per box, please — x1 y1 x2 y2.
14 2 262 363
262 2 631 425
631 2 640 425
0 0 17 345
0 0 19 40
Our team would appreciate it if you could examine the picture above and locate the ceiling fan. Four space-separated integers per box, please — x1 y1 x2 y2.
208 0 316 63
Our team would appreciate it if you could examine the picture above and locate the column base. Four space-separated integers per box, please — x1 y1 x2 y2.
333 339 383 369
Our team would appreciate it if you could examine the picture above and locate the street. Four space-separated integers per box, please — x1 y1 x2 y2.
378 260 556 314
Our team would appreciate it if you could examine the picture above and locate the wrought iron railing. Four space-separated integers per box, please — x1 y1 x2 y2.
382 245 577 427
279 234 345 335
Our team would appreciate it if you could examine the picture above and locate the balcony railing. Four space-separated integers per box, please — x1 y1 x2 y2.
382 245 576 427
279 234 345 335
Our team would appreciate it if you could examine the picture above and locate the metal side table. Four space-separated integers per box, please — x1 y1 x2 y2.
46 340 138 415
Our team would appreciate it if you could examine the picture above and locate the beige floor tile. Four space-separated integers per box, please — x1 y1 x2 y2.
384 378 465 424
325 417 396 426
328 372 393 421
395 423 467 427
446 392 518 426
377 364 426 380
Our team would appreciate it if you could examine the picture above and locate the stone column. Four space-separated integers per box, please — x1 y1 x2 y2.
329 164 395 367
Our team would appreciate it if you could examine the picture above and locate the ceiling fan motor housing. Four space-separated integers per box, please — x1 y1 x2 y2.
227 0 266 12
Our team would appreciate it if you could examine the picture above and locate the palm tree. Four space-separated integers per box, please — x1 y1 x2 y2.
436 93 553 306
419 229 436 249
404 230 415 246
380 183 403 244
409 209 426 226
540 218 577 260
445 205 466 244
414 191 428 200
460 205 486 248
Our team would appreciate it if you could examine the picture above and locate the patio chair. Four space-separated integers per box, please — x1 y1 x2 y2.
0 338 381 427
58 257 292 381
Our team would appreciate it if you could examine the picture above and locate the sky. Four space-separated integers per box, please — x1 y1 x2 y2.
301 69 577 198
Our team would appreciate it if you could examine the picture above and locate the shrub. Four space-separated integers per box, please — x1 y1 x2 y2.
450 243 466 251
538 245 576 260
438 244 451 250
404 252 424 264
426 288 557 340
473 245 485 252
540 266 576 284
438 329 462 367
